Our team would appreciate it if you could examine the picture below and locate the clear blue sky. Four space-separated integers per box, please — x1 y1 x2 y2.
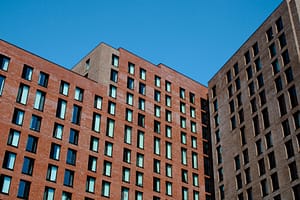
1 0 282 85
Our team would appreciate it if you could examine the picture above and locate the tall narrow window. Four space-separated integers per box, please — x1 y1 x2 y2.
3 151 16 170
128 62 135 74
16 84 30 105
86 176 95 193
0 54 10 71
7 129 20 147
74 87 84 102
124 125 132 144
22 65 33 81
154 137 160 155
0 175 11 194
26 135 38 153
165 81 171 92
106 118 115 137
103 160 111 176
46 164 58 182
126 93 133 106
66 148 77 166
137 131 144 149
155 76 161 87
140 68 146 80
30 115 42 132
109 85 117 98
94 95 102 109
0 75 5 96
12 108 25 126
288 85 298 108
88 156 97 172
17 180 31 199
181 148 187 165
53 123 63 140
108 101 116 115
38 72 49 87
59 81 69 96
112 54 119 67
90 136 99 152
56 99 67 119
22 157 34 175
92 113 101 132
110 69 118 82
71 105 81 125
33 90 46 111
50 143 61 160
63 169 74 187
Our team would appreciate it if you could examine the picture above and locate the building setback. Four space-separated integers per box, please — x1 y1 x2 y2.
0 40 213 199
208 0 300 199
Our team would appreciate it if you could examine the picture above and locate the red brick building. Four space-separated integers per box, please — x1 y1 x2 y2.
0 40 213 199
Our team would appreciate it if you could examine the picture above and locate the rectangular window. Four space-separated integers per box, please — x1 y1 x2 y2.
124 125 132 144
165 81 171 92
166 181 172 196
17 180 31 199
3 151 16 170
59 81 69 96
22 65 33 81
62 191 72 199
282 49 290 65
217 146 222 164
16 84 30 105
126 93 133 105
192 152 198 169
289 161 298 181
154 137 160 155
138 98 145 110
86 176 95 193
276 17 283 32
282 119 291 137
265 132 273 149
191 136 197 149
260 179 269 197
109 85 117 98
190 107 196 118
121 187 129 200
127 77 134 90
50 143 61 160
90 136 99 152
155 75 161 87
0 175 11 194
66 148 77 166
0 54 10 71
258 158 266 176
181 132 187 144
190 92 195 104
234 155 240 170
63 169 74 187
165 110 172 123
288 85 298 108
88 156 97 172
106 118 115 137
26 135 38 153
110 69 118 82
182 187 188 200
256 139 263 155
7 129 20 147
140 68 146 80
71 105 82 125
137 131 144 149
285 140 294 158
123 148 131 163
294 111 300 129
285 67 294 83
126 109 133 122
266 27 273 41
154 105 161 117
136 171 143 187
56 99 67 119
92 113 101 132
181 117 186 128
262 108 270 129
22 157 34 175
154 90 161 102
191 121 197 133
138 114 145 127
112 54 119 67
0 75 5 96
180 88 185 99
136 153 144 168
153 177 160 192
38 72 49 87
180 102 186 114
243 149 249 164
74 87 84 102
128 62 135 74
122 167 130 183
104 142 113 157
12 108 25 126
166 142 172 159
94 95 102 109
166 125 172 138
69 128 79 145
181 148 187 165
268 151 276 169
53 123 63 140
271 173 279 191
244 51 250 64
33 90 46 111
236 173 242 189
108 101 116 115
30 114 42 132
166 164 172 178
149 164 158 179
166 95 171 107
139 82 146 95
103 160 111 176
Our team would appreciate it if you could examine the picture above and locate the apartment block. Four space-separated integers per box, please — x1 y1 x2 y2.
0 39 213 200
208 0 300 199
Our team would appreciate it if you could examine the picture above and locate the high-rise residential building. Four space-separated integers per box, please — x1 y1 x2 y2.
0 39 213 200
209 0 300 199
